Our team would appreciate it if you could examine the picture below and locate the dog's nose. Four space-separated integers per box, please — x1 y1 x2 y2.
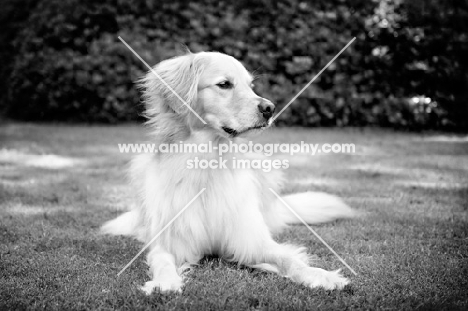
257 99 275 120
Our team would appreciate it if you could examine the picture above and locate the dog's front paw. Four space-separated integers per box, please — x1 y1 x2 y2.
140 279 183 295
300 268 349 290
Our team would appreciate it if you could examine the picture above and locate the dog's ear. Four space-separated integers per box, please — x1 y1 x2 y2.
139 53 205 117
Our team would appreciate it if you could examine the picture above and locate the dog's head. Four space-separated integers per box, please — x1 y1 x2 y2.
140 52 275 138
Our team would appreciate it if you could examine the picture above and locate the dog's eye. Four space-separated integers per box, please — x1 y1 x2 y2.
216 81 233 89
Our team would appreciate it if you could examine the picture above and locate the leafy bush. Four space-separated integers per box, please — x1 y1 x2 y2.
3 0 467 130
0 0 39 111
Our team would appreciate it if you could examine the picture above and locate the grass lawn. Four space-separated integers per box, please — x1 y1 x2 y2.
0 122 467 310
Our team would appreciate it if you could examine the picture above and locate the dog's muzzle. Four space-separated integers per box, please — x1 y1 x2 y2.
257 99 275 120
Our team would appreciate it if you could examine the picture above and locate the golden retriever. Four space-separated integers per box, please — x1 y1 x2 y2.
102 51 355 294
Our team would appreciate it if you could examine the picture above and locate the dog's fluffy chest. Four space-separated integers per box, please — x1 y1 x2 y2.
139 151 267 256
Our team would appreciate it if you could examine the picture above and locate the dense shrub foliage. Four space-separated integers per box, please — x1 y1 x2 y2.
2 0 467 129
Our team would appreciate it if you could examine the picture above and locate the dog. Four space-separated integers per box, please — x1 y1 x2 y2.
102 51 356 294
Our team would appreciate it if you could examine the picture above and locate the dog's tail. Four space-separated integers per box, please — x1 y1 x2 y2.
101 211 141 238
277 192 356 225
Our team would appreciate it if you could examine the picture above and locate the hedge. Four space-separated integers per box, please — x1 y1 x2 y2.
2 0 467 130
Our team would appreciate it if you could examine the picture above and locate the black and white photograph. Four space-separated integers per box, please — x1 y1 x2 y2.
0 0 467 310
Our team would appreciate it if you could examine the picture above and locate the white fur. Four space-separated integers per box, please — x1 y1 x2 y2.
102 52 356 294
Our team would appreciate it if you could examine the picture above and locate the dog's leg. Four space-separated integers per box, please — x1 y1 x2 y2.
141 246 184 295
258 242 349 290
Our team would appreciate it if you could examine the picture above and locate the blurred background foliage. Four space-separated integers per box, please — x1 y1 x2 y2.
0 0 466 130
